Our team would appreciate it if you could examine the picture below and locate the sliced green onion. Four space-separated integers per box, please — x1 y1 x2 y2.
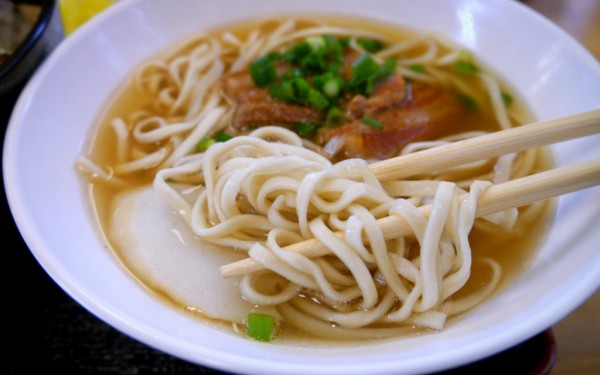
458 94 478 111
454 49 479 75
306 36 326 52
285 42 311 65
326 106 345 126
357 38 384 53
214 131 232 142
294 122 320 137
351 54 379 77
335 36 350 49
269 80 294 102
196 132 232 152
409 63 426 73
322 79 341 98
247 313 277 342
455 61 479 75
196 138 216 152
348 55 396 96
313 72 343 99
307 89 329 110
291 77 311 99
501 92 513 106
362 116 384 129
371 58 396 82
249 55 277 88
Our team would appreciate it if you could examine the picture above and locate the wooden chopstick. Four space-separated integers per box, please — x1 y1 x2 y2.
370 109 600 181
221 158 600 278
220 109 600 278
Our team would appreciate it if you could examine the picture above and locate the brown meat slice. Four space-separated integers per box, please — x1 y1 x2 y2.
222 68 323 128
222 69 270 104
345 73 407 120
324 82 464 160
234 102 324 127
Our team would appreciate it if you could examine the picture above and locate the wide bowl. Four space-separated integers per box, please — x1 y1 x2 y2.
4 0 600 374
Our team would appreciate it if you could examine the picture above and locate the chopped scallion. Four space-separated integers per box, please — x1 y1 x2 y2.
348 55 396 96
326 106 345 126
306 36 326 52
249 55 277 88
214 131 232 142
357 38 384 53
362 116 384 129
351 54 379 77
409 64 426 73
458 94 478 111
247 313 277 342
455 61 479 75
455 49 478 75
322 79 341 98
196 138 216 152
294 122 320 137
501 92 513 106
307 89 329 110
196 132 232 152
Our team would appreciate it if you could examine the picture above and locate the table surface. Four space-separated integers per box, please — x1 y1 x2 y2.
2 1 599 374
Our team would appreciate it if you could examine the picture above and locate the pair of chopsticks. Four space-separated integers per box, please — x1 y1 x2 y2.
221 109 600 278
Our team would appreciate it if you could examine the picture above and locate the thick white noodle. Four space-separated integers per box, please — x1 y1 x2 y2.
153 129 508 332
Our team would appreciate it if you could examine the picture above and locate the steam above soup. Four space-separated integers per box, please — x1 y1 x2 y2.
76 16 553 343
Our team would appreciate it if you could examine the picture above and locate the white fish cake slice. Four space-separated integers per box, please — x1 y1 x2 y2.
109 186 276 324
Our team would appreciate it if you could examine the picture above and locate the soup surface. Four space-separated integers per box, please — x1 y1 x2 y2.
78 15 555 344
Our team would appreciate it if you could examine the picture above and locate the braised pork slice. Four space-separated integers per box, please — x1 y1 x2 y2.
324 82 464 160
223 68 323 128
223 62 463 161
345 73 407 120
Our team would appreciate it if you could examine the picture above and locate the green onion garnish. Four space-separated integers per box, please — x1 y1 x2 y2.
357 38 384 53
307 89 329 110
323 79 341 98
455 50 478 75
409 64 426 73
326 106 345 126
247 313 277 342
455 61 479 75
362 116 384 129
248 35 398 116
196 138 216 152
458 94 478 111
501 92 513 106
294 122 320 137
214 131 232 142
347 55 396 96
306 36 326 52
196 132 233 152
249 55 277 88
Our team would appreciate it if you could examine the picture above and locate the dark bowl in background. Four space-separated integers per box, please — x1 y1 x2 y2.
0 0 64 97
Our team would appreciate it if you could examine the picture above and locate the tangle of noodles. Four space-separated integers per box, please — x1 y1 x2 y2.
76 16 550 341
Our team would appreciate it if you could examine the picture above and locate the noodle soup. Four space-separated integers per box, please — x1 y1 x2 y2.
77 16 554 343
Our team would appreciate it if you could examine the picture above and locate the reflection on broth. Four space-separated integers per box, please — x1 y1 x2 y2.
77 16 555 344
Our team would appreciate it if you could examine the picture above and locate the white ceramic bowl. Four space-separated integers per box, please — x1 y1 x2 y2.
4 0 600 374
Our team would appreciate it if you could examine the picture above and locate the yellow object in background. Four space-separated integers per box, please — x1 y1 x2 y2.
59 0 115 35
